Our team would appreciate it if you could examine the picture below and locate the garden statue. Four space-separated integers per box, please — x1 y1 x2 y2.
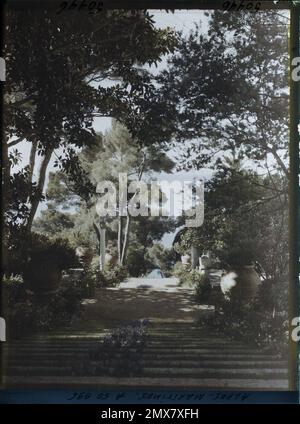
75 246 93 270
199 252 211 272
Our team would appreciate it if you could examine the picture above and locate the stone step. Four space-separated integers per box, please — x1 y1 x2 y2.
4 375 289 390
134 347 278 356
2 341 256 350
146 342 264 351
3 344 266 354
3 347 281 359
140 360 287 369
2 316 287 391
6 366 288 380
5 365 288 379
141 367 288 378
5 366 73 376
6 358 288 369
148 334 242 341
2 346 283 359
3 347 97 353
6 332 223 340
139 352 282 360
4 351 284 363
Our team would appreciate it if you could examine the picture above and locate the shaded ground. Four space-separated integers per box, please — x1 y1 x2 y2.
77 277 213 330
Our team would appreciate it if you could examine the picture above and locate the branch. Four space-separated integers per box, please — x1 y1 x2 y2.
269 147 289 178
7 94 36 110
25 147 53 232
7 137 24 148
28 140 38 184
7 131 35 148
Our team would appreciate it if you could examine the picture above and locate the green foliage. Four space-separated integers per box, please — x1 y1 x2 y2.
74 320 150 377
33 286 84 331
74 269 98 298
200 281 289 354
194 273 212 303
220 247 256 268
2 274 24 300
126 247 152 277
26 233 78 270
174 262 211 302
159 11 288 175
173 261 190 283
160 11 289 286
103 265 129 287
33 122 177 272
3 9 178 266
2 275 84 337
146 243 177 277
6 10 177 156
7 230 78 277
177 162 288 282
173 242 187 256
33 207 75 238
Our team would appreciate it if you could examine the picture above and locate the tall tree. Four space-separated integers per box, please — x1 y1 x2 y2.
178 159 288 282
80 120 175 266
3 8 177 271
158 11 289 177
34 121 176 268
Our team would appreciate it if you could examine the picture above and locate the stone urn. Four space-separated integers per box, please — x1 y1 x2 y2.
199 253 211 271
181 254 190 265
24 261 62 295
220 265 260 303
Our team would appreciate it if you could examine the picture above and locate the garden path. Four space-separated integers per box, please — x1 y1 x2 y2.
2 277 289 390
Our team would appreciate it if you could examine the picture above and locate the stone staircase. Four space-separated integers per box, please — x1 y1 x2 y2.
1 321 289 390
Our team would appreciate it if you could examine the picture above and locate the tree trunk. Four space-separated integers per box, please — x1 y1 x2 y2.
117 214 123 264
271 148 289 179
191 246 200 269
119 157 145 266
93 220 106 271
99 227 106 271
1 137 11 274
120 212 131 266
28 140 38 184
25 147 53 233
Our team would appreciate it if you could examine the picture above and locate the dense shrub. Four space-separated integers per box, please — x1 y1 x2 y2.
194 272 212 303
2 275 36 338
33 285 84 331
126 249 152 277
2 274 25 303
217 246 256 268
199 280 289 354
173 261 191 284
74 319 150 376
2 275 84 338
26 233 78 270
174 263 211 296
103 264 129 286
7 232 78 278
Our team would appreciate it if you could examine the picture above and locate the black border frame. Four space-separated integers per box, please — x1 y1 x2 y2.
0 0 299 402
